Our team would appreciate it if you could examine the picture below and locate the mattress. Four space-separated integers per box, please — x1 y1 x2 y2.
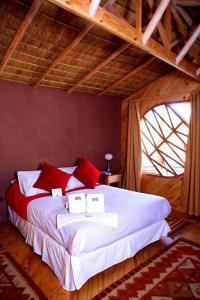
27 185 171 256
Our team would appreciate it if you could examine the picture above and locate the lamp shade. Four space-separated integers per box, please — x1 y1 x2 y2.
104 153 113 161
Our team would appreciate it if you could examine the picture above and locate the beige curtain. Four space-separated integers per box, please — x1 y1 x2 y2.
125 100 142 191
183 91 200 216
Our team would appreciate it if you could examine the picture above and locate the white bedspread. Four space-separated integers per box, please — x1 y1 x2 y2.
27 185 171 256
57 212 118 229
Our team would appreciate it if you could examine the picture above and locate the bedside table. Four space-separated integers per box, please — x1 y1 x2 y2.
100 173 122 188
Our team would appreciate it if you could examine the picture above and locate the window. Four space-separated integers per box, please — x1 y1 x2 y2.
141 102 191 176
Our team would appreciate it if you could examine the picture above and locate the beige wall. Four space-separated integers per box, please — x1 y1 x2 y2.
121 71 200 211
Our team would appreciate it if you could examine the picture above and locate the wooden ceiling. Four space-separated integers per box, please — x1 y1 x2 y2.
0 0 199 99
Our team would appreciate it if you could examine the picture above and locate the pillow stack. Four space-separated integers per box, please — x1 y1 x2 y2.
17 158 100 197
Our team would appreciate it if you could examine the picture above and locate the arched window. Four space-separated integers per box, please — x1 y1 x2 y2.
140 102 191 176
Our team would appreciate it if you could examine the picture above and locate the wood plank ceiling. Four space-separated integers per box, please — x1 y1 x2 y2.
0 0 199 99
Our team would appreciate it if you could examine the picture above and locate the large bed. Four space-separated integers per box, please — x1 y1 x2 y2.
8 184 171 291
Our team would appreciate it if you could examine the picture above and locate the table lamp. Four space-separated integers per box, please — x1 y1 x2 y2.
104 153 113 174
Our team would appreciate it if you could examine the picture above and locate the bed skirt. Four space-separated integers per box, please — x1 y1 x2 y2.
8 206 170 291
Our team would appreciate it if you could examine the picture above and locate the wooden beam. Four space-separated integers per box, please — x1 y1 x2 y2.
104 0 117 6
67 42 129 93
98 36 182 96
176 24 200 64
142 0 170 45
165 2 172 48
196 67 200 76
34 22 93 87
48 0 199 81
89 0 102 17
175 5 193 27
34 0 115 87
136 0 142 32
0 0 42 74
104 4 124 19
147 0 171 49
171 3 187 37
98 57 156 96
171 36 185 47
89 0 117 17
175 0 200 6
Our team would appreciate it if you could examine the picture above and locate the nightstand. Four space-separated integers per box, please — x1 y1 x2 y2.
100 173 122 188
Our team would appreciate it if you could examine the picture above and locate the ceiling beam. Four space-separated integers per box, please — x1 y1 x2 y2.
136 0 142 32
165 2 172 47
142 0 170 45
98 57 156 96
48 0 199 81
34 22 93 87
89 0 102 17
196 67 200 76
175 5 193 27
67 42 130 93
175 0 200 6
0 0 42 74
104 0 117 6
147 0 171 49
104 4 124 19
98 35 182 97
34 0 116 87
171 3 187 37
176 24 200 64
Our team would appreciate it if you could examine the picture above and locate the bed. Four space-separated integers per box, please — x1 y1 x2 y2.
7 183 171 291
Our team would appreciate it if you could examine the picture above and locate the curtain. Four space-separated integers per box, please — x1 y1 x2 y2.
125 100 142 191
183 91 200 216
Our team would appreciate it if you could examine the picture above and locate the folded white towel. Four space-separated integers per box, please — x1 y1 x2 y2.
68 193 86 213
67 193 105 214
57 212 118 229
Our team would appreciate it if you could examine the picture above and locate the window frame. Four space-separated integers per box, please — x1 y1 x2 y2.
140 100 191 178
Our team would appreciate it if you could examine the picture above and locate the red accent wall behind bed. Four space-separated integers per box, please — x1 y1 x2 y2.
0 80 121 220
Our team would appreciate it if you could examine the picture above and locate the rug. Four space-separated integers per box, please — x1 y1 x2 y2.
0 245 47 300
93 238 200 299
166 215 192 237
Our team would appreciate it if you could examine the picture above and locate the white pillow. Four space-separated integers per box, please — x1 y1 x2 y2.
17 170 46 196
18 166 85 196
61 166 85 190
67 176 85 190
60 166 77 174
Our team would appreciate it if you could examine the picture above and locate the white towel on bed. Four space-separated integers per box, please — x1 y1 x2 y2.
57 212 118 229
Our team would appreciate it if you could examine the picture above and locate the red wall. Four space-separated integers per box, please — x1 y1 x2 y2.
0 80 121 219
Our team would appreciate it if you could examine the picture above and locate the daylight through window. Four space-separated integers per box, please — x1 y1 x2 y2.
141 102 191 176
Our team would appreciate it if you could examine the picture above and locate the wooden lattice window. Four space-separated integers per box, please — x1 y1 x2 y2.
141 102 191 176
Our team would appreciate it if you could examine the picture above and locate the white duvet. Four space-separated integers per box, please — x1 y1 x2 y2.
27 185 171 256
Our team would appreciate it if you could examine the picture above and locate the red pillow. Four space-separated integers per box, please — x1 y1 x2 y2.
34 163 71 193
73 158 100 188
